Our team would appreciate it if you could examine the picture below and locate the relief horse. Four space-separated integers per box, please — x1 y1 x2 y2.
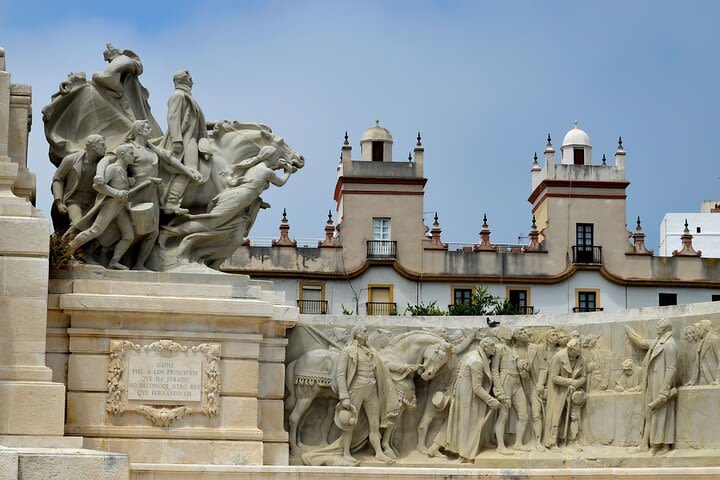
285 330 453 457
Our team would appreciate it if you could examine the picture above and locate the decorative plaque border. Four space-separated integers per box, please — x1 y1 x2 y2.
106 339 221 427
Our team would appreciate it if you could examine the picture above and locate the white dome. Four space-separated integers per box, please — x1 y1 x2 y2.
360 120 393 143
561 121 591 147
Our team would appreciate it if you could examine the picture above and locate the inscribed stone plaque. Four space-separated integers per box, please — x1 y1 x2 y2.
127 350 203 402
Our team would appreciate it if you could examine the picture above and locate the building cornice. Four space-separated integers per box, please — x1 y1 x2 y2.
334 176 427 204
223 256 720 289
528 179 630 205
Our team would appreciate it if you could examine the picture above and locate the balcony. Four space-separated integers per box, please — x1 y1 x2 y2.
367 240 397 260
515 305 535 315
572 307 604 313
297 299 328 314
572 245 602 264
366 302 397 315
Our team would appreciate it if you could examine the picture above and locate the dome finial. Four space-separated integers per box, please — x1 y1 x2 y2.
546 134 552 146
573 120 579 129
343 131 349 146
416 131 422 146
375 119 380 127
618 136 623 149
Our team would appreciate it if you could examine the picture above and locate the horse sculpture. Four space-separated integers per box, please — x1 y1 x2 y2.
159 120 305 269
285 330 453 457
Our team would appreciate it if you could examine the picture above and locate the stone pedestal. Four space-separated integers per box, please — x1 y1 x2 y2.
48 267 297 475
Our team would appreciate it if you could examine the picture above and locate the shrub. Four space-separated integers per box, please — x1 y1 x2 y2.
405 301 446 316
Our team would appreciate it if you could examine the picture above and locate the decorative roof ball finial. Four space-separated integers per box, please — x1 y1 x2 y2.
433 212 440 226
281 208 288 223
684 218 690 234
482 213 489 229
573 120 579 129
636 216 642 232
532 214 537 230
547 133 552 147
416 132 422 147
327 210 333 223
408 152 412 162
618 136 624 149
531 152 542 172
343 131 349 146
602 154 607 165
375 119 380 127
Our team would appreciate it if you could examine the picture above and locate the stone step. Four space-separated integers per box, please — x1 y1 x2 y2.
16 447 128 480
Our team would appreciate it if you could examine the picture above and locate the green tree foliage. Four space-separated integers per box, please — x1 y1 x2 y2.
405 300 447 316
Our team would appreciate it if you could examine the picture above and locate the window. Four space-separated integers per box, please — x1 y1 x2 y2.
574 223 596 263
658 293 677 307
573 148 585 165
576 223 594 247
298 282 327 314
575 289 601 312
508 289 528 307
372 141 384 161
713 295 720 302
373 218 391 240
368 284 395 315
452 287 473 305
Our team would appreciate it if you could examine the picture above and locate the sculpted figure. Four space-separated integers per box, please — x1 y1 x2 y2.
513 327 549 451
336 326 397 464
98 120 201 270
491 327 530 454
428 337 501 462
586 361 608 392
43 44 161 166
160 70 208 214
161 144 298 264
416 329 480 455
614 358 642 392
51 134 106 231
544 338 586 450
626 319 677 456
689 320 720 386
68 143 143 270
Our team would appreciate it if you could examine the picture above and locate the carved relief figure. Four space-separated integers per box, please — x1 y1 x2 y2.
626 319 678 456
51 134 106 231
689 320 720 386
416 329 479 455
491 327 530 454
68 143 141 270
335 326 397 464
614 358 642 392
160 69 208 214
544 338 586 450
513 327 549 451
428 337 501 462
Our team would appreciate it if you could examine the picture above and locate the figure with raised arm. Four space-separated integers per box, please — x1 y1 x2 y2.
626 319 677 456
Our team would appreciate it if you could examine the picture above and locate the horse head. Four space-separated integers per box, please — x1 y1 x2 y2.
418 340 453 381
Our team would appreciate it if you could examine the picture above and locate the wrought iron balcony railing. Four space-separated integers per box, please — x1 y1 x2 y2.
366 302 397 316
572 245 602 264
572 307 604 313
367 240 397 260
297 299 328 314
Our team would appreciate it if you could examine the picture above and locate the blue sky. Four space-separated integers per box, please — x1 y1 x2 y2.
2 0 718 248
